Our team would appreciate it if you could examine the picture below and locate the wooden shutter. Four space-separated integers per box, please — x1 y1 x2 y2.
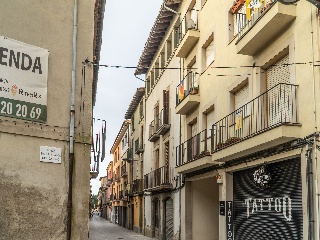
163 90 169 124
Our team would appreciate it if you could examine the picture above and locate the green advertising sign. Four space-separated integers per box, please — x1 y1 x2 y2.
0 36 49 122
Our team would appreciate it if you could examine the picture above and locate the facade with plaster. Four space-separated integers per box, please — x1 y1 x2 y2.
174 0 320 239
0 1 105 239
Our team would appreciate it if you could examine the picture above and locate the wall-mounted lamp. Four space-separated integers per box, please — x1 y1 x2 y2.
216 174 223 184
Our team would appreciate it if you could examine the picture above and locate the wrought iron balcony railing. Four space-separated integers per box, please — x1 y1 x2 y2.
135 138 144 154
144 166 174 191
132 179 144 194
176 71 199 106
233 0 277 40
176 130 211 167
149 107 170 142
177 10 198 43
121 164 127 177
211 83 298 152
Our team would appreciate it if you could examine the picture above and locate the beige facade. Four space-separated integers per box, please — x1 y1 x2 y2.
110 120 130 227
133 0 320 239
124 87 146 233
135 2 183 240
0 1 104 239
175 0 320 239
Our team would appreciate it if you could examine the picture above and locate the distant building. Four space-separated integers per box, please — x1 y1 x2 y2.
124 87 146 233
110 120 131 227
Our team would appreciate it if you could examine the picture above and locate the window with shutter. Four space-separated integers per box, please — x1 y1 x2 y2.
267 55 291 126
205 40 215 67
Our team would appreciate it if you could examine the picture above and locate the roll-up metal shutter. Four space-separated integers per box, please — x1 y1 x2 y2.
165 198 174 240
267 55 291 126
235 84 249 110
233 158 302 240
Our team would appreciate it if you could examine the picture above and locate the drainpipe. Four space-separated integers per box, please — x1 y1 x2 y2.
310 4 317 240
178 58 182 240
306 143 315 240
67 0 78 239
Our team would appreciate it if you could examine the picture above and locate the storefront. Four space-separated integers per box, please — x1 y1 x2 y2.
232 157 303 239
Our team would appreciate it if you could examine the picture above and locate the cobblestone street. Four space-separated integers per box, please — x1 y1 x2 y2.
89 214 155 240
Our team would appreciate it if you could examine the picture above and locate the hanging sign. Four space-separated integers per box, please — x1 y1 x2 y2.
0 36 49 122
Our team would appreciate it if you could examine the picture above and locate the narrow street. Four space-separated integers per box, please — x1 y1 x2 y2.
89 214 155 240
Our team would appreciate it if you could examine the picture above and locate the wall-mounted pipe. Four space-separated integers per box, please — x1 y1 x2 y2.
67 0 78 239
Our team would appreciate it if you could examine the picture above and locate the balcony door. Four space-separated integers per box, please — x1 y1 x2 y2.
267 54 290 126
234 84 249 139
154 103 160 132
163 90 169 125
191 122 198 159
164 141 170 183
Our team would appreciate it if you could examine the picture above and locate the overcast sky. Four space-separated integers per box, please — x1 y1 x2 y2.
91 0 163 195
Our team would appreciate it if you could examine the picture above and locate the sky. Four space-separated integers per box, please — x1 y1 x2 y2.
90 0 163 195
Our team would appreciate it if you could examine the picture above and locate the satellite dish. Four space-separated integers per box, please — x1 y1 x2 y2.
278 0 300 4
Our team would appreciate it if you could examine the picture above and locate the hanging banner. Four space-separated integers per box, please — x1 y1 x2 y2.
0 36 49 122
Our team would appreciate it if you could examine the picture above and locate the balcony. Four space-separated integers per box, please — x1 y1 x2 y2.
148 107 171 142
176 71 200 115
234 0 296 56
211 83 300 162
110 194 116 201
176 12 200 58
135 138 144 154
132 179 144 195
176 130 215 174
114 175 120 183
106 178 112 187
121 164 127 178
149 120 160 142
144 166 174 192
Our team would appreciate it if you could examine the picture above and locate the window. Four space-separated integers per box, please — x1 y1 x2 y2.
139 100 144 119
203 33 215 68
154 149 160 170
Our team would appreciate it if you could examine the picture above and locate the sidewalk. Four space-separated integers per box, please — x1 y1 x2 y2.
89 214 156 240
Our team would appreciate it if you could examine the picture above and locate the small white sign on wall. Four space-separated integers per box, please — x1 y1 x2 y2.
40 146 62 164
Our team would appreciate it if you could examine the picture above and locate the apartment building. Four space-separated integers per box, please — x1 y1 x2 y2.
124 87 146 233
135 1 183 239
98 176 108 218
173 0 320 239
106 161 113 221
0 1 105 239
110 120 131 227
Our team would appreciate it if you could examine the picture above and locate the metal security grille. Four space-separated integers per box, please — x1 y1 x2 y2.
165 198 174 240
233 158 302 240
